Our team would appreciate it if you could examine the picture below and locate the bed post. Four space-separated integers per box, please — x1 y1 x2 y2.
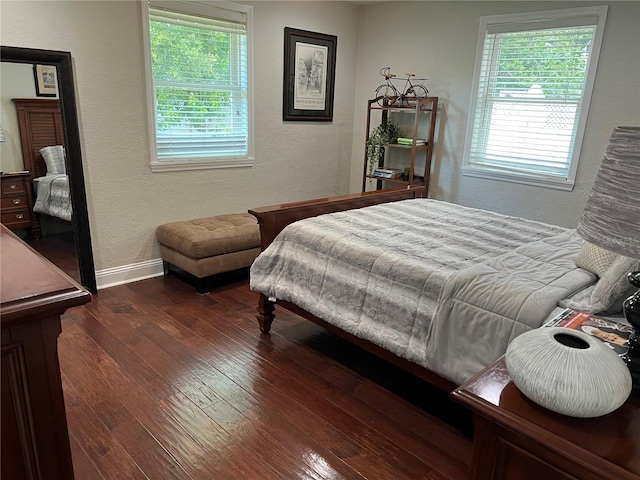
257 294 275 333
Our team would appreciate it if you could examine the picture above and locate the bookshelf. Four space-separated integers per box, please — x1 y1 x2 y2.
362 96 438 194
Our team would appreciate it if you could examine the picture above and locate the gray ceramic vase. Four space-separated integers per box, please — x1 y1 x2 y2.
505 327 632 418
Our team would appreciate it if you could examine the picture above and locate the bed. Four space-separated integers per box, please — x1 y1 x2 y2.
32 168 72 221
13 98 72 223
249 188 633 390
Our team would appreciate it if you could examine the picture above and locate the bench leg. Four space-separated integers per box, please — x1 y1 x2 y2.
194 276 214 295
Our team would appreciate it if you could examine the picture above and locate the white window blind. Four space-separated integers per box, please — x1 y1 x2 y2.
463 7 607 189
143 1 252 171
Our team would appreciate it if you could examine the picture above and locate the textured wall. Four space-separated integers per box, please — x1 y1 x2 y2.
351 1 640 227
2 1 638 277
1 0 359 272
0 63 40 172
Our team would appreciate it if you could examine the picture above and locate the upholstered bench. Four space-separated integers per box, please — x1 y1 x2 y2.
157 213 261 294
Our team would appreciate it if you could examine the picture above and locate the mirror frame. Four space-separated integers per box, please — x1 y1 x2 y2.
1 46 97 293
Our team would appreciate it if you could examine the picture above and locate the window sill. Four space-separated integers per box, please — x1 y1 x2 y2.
462 166 575 191
150 157 255 173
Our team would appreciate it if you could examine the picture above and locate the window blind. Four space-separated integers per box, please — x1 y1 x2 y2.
148 3 248 161
465 8 606 185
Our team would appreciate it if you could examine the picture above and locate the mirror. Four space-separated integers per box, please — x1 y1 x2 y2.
1 46 96 293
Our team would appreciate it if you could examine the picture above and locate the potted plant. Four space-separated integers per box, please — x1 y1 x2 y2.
366 121 400 177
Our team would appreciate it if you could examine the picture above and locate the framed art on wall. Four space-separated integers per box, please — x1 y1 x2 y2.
283 27 337 121
33 64 58 97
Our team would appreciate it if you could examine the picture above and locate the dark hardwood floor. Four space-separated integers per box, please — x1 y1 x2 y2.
59 275 473 479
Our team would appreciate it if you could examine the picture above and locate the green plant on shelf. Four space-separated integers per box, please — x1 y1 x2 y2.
366 121 400 177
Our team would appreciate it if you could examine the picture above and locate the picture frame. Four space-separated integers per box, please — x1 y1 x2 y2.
33 64 58 97
283 27 337 121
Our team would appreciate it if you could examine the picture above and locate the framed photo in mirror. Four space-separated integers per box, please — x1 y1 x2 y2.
33 64 58 97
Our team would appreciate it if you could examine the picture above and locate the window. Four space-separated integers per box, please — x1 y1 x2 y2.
142 0 253 172
462 6 607 190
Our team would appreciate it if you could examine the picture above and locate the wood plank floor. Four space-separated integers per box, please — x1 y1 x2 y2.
59 275 473 479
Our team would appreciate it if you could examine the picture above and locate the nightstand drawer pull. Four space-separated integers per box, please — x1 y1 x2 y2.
15 213 24 220
10 184 17 190
13 198 21 205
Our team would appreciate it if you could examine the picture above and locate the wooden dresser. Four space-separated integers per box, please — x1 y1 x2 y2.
1 225 90 479
1 172 40 239
451 357 640 480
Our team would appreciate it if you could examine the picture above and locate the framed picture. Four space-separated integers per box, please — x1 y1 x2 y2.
33 64 58 97
283 27 337 121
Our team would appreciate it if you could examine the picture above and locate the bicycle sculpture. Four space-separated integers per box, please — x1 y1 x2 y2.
375 67 429 107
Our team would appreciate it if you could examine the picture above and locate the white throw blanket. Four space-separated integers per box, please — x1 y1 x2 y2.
33 174 72 221
250 199 595 384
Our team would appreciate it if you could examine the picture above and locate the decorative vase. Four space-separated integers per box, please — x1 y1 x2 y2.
505 327 632 418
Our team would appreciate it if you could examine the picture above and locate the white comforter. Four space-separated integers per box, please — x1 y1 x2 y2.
250 199 595 384
33 174 72 221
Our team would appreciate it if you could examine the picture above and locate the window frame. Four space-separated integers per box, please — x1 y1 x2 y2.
141 0 254 172
462 6 608 191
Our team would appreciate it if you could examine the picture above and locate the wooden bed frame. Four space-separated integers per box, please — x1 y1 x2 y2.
248 186 457 392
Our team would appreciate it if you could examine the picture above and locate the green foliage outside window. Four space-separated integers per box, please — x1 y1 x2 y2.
493 29 593 99
150 21 232 133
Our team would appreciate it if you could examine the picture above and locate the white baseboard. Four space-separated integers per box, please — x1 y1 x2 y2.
96 258 165 290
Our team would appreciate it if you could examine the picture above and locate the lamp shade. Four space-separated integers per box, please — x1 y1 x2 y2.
577 126 640 259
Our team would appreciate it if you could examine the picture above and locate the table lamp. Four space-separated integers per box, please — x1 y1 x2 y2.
577 126 640 394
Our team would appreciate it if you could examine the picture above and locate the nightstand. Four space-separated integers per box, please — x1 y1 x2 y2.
451 357 640 480
1 172 40 239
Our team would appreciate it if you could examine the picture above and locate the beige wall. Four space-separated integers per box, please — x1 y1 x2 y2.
1 0 360 277
0 62 42 172
1 1 639 284
351 1 640 227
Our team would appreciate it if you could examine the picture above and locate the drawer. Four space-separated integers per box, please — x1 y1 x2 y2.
1 195 29 209
1 208 32 228
1 179 27 196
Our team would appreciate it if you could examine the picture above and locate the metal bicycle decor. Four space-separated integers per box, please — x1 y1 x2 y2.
374 67 429 107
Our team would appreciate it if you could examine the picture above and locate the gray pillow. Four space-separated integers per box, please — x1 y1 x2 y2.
39 145 66 175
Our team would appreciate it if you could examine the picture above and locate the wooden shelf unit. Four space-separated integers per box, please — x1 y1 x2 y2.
362 96 438 194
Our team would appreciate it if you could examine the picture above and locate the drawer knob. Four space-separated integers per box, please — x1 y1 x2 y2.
16 213 24 220
10 184 17 189
13 198 21 205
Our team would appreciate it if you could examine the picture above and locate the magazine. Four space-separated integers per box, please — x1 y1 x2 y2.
544 308 632 357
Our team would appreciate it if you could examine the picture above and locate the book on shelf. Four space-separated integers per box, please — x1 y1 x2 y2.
372 168 403 179
397 137 426 146
544 308 632 357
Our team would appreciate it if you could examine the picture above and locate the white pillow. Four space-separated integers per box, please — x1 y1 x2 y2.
575 241 618 277
561 255 639 314
39 145 66 175
590 255 640 313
